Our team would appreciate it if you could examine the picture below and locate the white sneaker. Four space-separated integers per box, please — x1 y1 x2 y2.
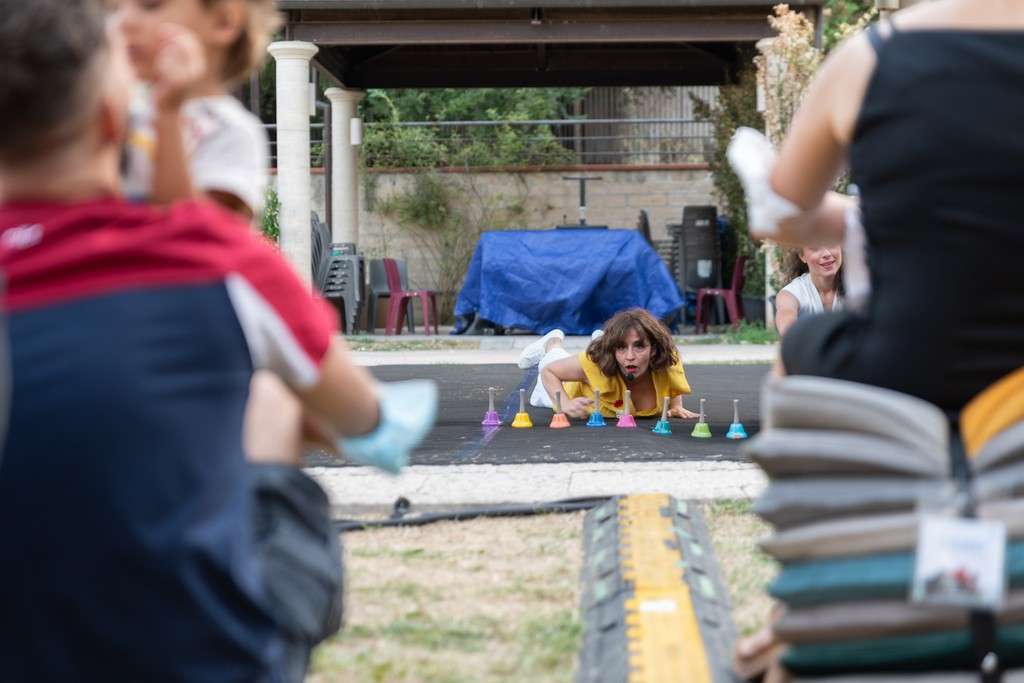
517 329 565 369
590 329 605 342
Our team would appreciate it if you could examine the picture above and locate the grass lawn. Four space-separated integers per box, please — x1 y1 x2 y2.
309 500 774 682
677 321 781 346
702 499 778 637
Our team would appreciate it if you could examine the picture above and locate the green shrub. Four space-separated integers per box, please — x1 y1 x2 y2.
261 187 280 243
374 172 528 322
377 173 451 231
358 88 585 169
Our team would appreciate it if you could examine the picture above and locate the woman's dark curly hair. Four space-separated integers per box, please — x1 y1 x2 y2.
586 308 678 378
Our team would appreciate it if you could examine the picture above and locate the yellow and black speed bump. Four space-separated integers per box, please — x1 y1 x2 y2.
577 494 740 683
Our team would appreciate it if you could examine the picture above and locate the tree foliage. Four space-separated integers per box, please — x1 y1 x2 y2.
260 186 280 242
693 2 876 296
359 121 577 169
757 6 822 147
360 88 587 124
373 173 528 320
358 88 587 169
823 0 876 51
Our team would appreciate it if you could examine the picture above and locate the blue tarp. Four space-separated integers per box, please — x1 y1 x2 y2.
454 228 684 335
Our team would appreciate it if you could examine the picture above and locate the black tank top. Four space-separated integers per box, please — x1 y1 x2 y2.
848 24 1024 410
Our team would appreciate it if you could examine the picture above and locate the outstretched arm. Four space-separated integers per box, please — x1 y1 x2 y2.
246 339 384 466
540 355 593 417
296 339 381 438
297 338 437 474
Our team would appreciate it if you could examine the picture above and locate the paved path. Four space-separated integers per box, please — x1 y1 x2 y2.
350 343 777 367
309 461 767 508
306 363 768 467
305 359 771 506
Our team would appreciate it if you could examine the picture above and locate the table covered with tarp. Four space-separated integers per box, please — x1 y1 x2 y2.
453 228 683 335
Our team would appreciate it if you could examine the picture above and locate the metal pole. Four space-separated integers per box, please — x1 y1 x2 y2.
579 178 586 225
249 72 260 116
572 100 583 164
562 176 602 227
755 37 779 330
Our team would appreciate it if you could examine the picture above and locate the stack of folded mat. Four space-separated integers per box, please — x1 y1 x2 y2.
745 376 1024 678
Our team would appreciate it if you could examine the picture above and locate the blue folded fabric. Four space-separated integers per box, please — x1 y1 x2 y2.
784 624 1024 675
454 229 683 335
771 541 1024 608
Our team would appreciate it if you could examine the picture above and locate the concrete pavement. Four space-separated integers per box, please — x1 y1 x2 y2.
309 460 767 509
310 340 775 506
349 342 777 366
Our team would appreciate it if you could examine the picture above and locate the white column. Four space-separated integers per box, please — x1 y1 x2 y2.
756 37 780 330
324 88 365 245
268 41 318 284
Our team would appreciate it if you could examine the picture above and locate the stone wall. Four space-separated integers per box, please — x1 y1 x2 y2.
298 167 716 292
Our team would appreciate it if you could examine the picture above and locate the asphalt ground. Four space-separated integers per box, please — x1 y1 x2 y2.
305 363 771 468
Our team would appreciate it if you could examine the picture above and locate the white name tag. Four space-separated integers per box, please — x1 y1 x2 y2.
638 599 677 613
911 515 1006 611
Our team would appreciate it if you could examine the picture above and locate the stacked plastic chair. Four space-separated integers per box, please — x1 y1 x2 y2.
745 376 1024 680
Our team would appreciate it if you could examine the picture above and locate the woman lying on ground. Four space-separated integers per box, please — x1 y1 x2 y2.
774 244 844 336
517 308 699 419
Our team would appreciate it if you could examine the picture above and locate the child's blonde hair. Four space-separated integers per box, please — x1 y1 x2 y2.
206 0 281 86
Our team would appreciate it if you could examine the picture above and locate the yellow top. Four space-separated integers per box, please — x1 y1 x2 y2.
563 351 691 417
962 366 1024 457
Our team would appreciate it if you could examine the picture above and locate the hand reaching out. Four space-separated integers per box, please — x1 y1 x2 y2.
563 397 594 419
668 405 700 420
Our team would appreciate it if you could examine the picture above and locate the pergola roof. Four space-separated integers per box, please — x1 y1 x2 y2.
279 1 816 9
280 1 822 88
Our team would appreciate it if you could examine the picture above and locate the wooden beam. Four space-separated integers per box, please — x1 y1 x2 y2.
312 50 349 87
279 0 820 9
293 17 774 45
296 7 773 21
342 69 730 88
335 46 732 87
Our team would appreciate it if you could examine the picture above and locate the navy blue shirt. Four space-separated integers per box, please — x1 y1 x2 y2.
0 199 337 681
